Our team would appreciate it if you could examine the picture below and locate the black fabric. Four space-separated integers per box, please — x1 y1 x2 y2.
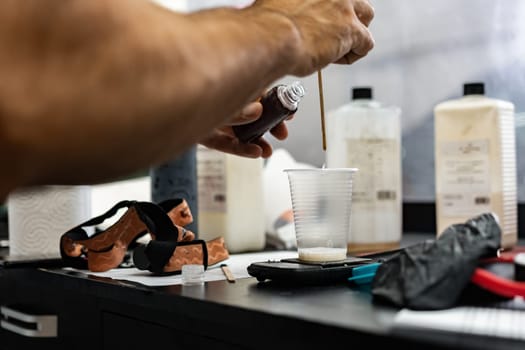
371 212 501 310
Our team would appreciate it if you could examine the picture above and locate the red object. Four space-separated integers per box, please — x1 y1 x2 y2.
470 246 525 298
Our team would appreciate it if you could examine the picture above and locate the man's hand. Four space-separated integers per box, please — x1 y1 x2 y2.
198 101 293 158
251 0 375 76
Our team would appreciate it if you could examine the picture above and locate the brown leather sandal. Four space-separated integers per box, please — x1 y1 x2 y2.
60 199 187 272
132 237 230 275
155 198 195 241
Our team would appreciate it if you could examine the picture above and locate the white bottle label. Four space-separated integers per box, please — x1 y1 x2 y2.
197 148 227 213
345 138 399 207
437 139 491 216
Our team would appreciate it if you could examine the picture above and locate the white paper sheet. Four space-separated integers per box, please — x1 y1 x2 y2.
394 302 525 340
63 250 297 287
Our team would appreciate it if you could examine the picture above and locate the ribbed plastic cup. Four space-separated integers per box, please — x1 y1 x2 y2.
284 168 358 262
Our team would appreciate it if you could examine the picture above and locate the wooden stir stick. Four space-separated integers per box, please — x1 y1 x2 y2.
317 70 327 151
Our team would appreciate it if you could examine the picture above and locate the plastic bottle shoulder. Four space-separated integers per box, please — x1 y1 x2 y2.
435 95 514 112
328 99 400 117
349 99 382 109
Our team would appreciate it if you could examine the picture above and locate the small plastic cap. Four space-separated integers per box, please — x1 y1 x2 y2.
288 81 306 100
182 264 205 285
463 82 485 96
352 87 373 100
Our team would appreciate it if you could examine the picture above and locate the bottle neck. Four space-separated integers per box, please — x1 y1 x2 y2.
463 94 485 99
351 98 382 108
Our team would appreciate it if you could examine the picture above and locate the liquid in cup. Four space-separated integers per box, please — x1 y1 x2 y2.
284 168 358 262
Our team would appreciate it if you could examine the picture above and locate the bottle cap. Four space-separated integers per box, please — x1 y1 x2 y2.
182 264 205 285
352 87 373 100
280 81 306 110
463 82 485 96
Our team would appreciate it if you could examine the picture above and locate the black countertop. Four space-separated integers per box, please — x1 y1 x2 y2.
2 232 525 350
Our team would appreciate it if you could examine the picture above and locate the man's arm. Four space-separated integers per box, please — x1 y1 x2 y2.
0 0 374 200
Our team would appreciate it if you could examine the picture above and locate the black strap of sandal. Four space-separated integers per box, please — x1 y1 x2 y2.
133 239 208 275
156 198 184 213
133 201 180 241
64 200 138 240
64 199 182 241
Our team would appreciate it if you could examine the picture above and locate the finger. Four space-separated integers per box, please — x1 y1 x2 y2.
336 50 367 65
336 25 374 64
269 121 289 140
229 102 263 126
199 132 263 158
252 137 274 158
352 26 375 56
354 0 375 27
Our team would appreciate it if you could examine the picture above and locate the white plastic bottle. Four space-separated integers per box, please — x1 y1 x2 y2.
325 87 402 254
434 82 517 249
196 145 266 253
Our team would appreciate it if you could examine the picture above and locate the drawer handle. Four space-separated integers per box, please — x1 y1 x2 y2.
1 306 57 337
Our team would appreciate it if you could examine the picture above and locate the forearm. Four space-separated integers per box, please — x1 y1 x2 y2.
0 0 299 196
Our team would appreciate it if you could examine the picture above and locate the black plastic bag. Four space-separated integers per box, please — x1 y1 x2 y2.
371 212 501 310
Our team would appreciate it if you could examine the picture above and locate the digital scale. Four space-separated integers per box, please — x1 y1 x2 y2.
247 249 401 285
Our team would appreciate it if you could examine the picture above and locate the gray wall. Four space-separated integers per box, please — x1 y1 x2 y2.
159 0 525 203
269 0 525 203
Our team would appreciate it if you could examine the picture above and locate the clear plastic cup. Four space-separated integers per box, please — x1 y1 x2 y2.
284 168 358 262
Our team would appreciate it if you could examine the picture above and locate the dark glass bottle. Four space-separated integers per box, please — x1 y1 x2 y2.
233 81 305 143
150 145 198 234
